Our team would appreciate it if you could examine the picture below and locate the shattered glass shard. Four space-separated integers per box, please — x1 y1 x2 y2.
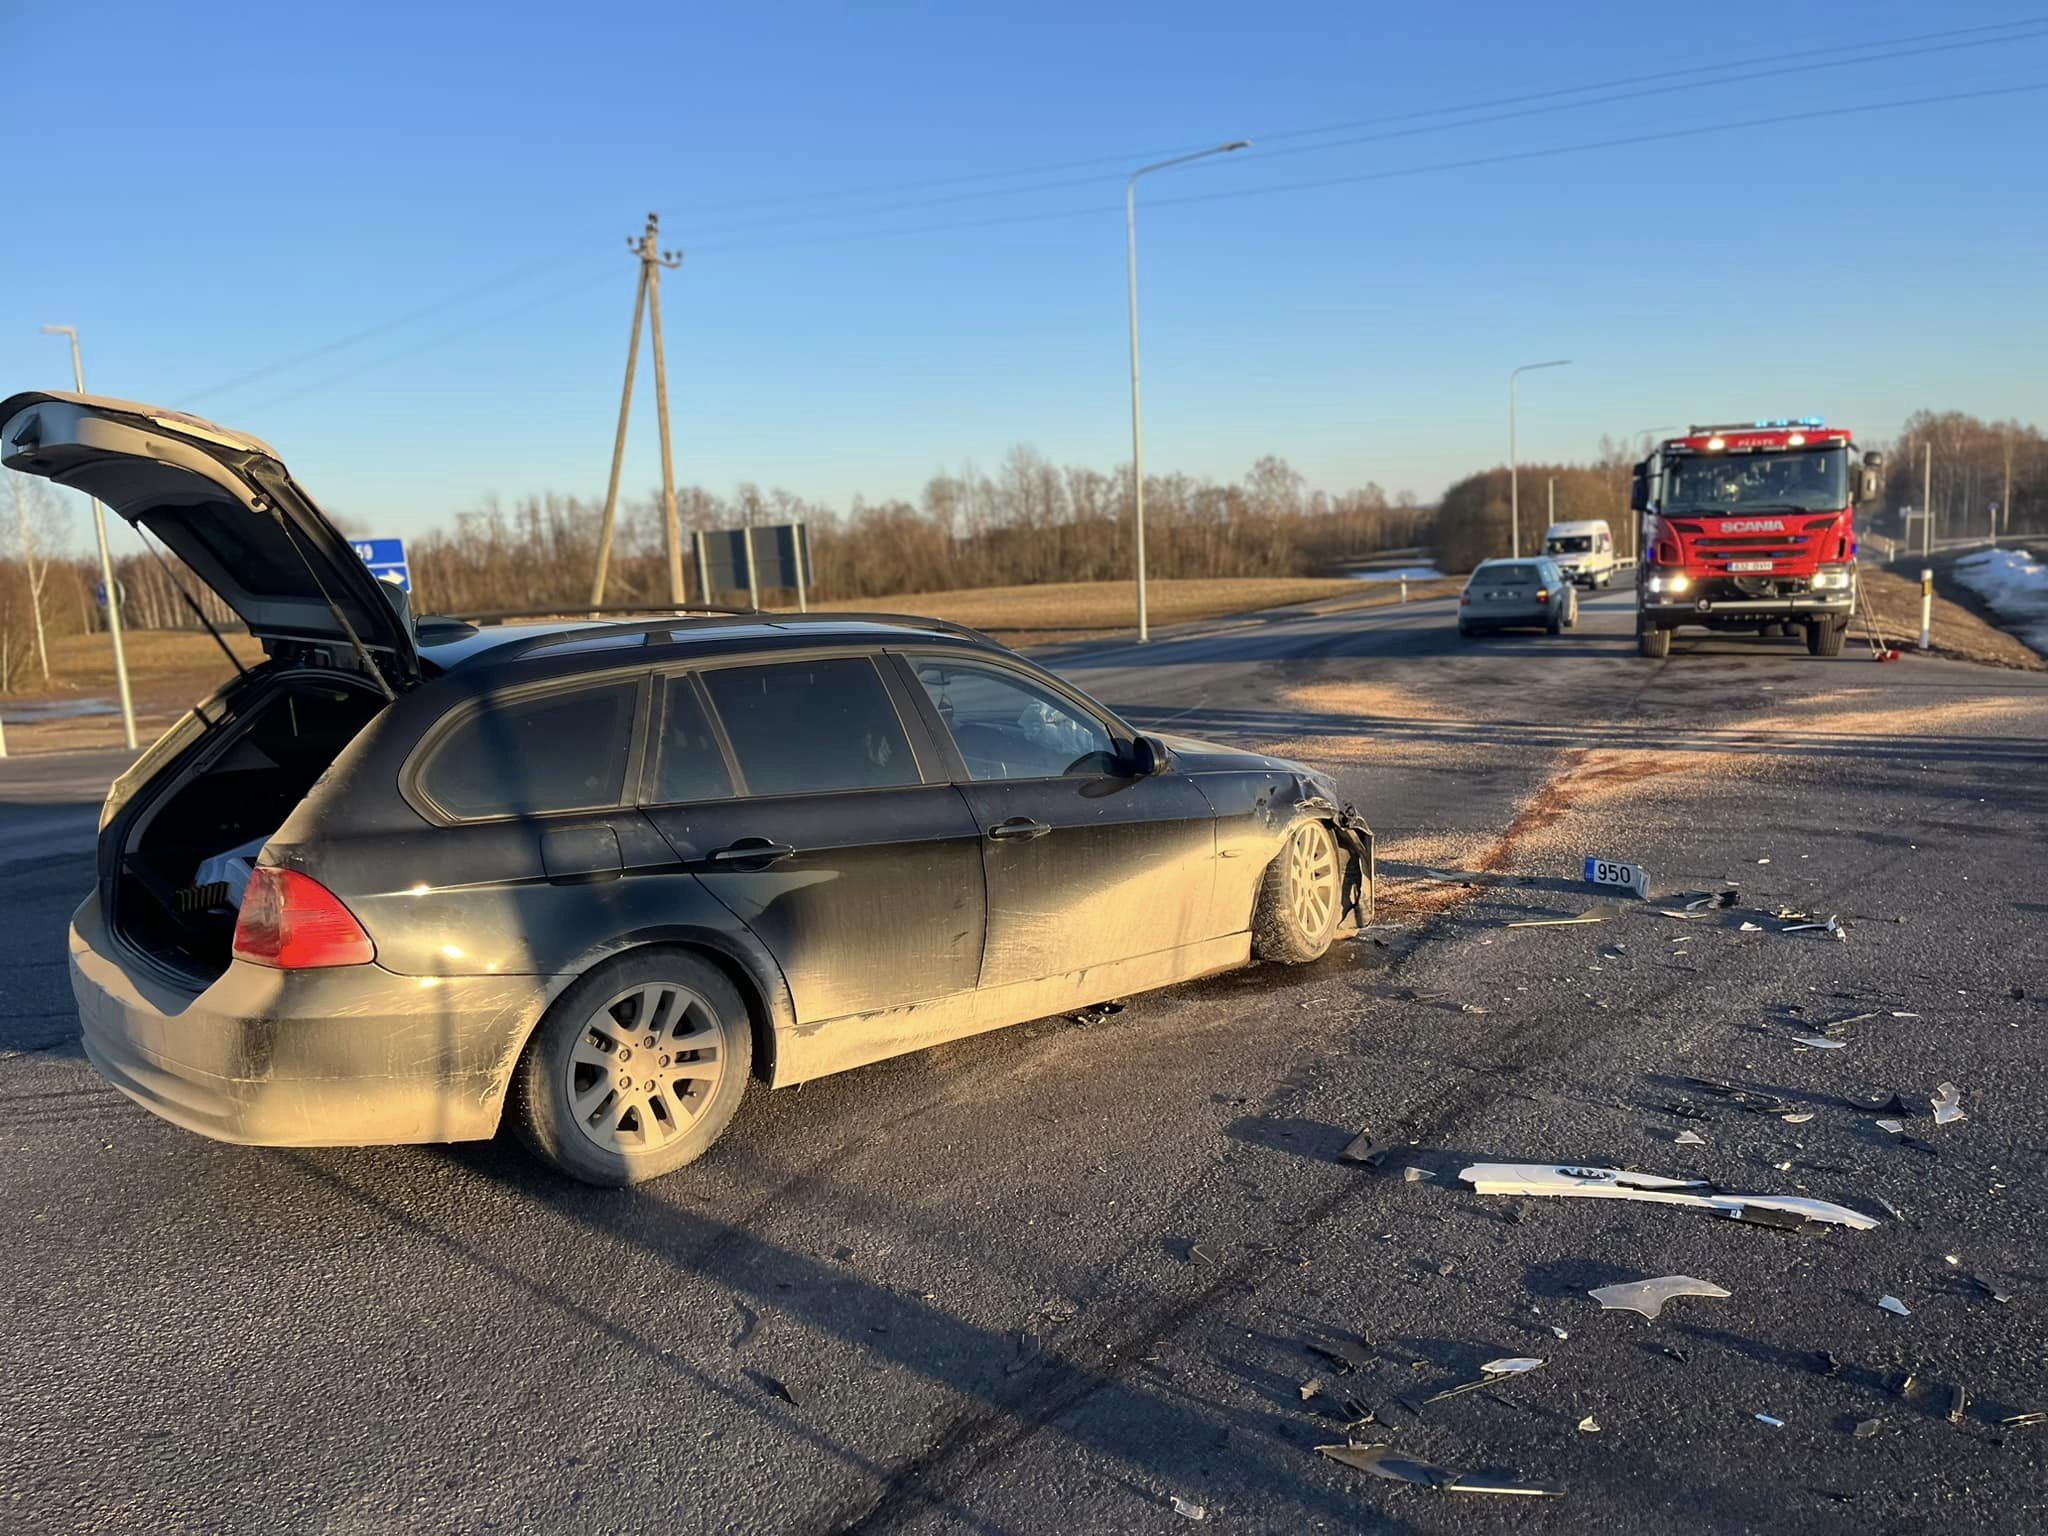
1480 1357 1544 1375
1931 1082 1965 1125
1878 1295 1911 1317
1588 1275 1732 1320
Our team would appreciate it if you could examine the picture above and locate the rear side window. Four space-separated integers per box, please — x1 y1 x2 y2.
420 679 639 819
701 658 918 796
650 677 736 805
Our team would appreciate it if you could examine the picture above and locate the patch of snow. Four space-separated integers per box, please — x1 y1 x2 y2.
1952 548 2048 653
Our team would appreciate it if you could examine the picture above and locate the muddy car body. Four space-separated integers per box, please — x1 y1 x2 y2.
3 391 1374 1184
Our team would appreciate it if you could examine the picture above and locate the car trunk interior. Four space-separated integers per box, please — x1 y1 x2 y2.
111 671 387 983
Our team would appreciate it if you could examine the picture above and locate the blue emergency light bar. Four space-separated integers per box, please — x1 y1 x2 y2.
1753 417 1825 429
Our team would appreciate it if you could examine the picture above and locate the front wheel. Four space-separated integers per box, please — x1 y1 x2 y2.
1638 620 1672 658
1806 618 1848 657
512 949 753 1186
1253 819 1340 964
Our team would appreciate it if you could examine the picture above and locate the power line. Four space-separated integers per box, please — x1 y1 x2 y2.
673 23 2048 243
689 80 2048 254
670 13 2048 221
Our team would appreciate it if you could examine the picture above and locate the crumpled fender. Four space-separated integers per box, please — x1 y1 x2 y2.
1296 783 1375 926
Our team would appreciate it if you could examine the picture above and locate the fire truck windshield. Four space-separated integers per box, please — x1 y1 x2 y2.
1661 445 1848 516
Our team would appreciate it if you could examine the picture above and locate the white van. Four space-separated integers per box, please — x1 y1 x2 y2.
1542 519 1617 588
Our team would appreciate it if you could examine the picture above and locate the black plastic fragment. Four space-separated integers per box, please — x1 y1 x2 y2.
1307 1335 1376 1374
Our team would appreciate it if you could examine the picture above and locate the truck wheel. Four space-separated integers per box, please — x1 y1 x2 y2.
1806 619 1847 658
512 948 753 1186
1637 621 1671 659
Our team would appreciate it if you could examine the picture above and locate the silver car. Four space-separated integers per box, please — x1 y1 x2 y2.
1457 557 1579 637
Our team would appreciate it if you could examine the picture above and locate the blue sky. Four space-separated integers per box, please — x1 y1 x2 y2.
5 0 2045 546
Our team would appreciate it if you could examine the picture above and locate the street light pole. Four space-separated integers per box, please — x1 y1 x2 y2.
1127 139 1249 642
1508 359 1571 560
41 325 137 751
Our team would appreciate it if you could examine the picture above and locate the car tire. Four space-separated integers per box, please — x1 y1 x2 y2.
1806 618 1848 657
1457 623 1475 639
511 948 753 1186
1637 620 1671 658
1252 819 1341 964
1548 608 1565 636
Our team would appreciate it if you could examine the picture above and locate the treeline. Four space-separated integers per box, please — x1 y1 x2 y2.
1430 454 1632 574
408 449 1429 614
1883 411 2045 541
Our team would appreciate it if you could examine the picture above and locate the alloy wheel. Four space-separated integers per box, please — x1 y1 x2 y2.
1286 820 1338 938
566 981 727 1155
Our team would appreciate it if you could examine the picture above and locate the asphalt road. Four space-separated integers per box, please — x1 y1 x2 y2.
2 587 2044 1535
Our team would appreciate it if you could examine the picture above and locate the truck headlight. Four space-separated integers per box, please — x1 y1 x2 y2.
1811 565 1850 591
1650 572 1690 595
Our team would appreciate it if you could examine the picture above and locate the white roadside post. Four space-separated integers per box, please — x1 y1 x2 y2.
1919 568 1934 651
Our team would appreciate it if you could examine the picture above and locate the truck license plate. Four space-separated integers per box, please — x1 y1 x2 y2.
1728 559 1774 573
1584 857 1648 898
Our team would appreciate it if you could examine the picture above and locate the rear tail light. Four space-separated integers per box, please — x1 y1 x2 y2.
1536 588 1550 602
1459 592 1471 605
233 866 376 969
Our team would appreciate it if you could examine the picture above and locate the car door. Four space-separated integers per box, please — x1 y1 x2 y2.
638 655 985 1025
895 652 1217 989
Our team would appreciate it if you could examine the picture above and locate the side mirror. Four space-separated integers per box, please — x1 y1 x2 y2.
1629 462 1651 514
1857 467 1881 503
1129 734 1173 776
1864 450 1885 470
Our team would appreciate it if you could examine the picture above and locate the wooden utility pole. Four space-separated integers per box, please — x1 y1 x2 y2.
590 213 685 607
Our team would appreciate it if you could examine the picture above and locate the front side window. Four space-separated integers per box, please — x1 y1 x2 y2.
701 658 919 796
912 656 1119 781
420 678 639 819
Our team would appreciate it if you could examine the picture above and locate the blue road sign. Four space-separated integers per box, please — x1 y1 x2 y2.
350 537 411 593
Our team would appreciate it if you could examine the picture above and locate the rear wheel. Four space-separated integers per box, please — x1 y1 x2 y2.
1547 605 1565 636
1806 618 1847 657
512 949 752 1186
1637 619 1672 658
1253 819 1340 964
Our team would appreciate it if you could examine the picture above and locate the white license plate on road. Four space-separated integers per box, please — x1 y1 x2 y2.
1584 857 1648 898
1728 559 1774 573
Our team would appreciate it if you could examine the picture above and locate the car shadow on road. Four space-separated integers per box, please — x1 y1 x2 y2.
287 1140 1411 1535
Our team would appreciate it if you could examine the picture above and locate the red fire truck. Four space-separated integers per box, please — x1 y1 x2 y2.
1631 419 1884 658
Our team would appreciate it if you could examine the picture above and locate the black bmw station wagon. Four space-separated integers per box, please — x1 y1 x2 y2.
2 391 1373 1185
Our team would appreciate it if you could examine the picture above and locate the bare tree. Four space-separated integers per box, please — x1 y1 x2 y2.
5 471 68 682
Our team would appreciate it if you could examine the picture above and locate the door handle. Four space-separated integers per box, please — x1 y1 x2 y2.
986 818 1052 842
709 840 797 864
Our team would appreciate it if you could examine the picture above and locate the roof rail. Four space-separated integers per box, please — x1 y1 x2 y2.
459 608 1001 667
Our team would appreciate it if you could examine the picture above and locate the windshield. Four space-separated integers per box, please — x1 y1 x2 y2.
1546 535 1592 554
1661 445 1848 516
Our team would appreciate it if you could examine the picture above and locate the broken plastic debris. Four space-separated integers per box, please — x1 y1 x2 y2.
1877 1295 1911 1317
1674 1129 1706 1146
1791 1036 1850 1050
1170 1495 1206 1521
1853 1417 1889 1439
1402 1165 1435 1183
2001 1411 2048 1428
1550 1325 1569 1340
1306 1335 1375 1374
1588 1275 1732 1320
1480 1357 1544 1375
1781 1112 1814 1124
1577 1415 1600 1432
1506 903 1621 928
1875 1118 1904 1134
1447 1473 1566 1498
1756 1413 1785 1428
1931 1082 1964 1125
1739 921 1763 933
1459 1162 1880 1230
1316 1443 1452 1488
1340 1130 1390 1166
1959 1273 2014 1304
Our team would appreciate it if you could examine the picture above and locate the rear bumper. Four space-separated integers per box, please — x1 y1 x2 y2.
70 892 554 1146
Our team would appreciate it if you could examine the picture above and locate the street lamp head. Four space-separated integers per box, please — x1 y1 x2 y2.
41 324 76 338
